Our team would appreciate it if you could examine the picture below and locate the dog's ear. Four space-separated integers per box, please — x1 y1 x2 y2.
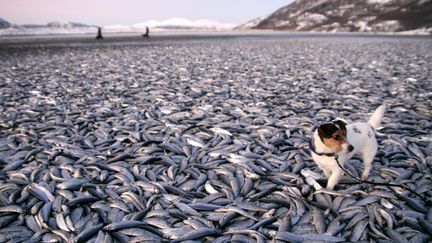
318 123 337 138
333 119 347 133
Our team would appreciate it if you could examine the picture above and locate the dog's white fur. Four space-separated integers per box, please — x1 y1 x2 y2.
311 105 386 190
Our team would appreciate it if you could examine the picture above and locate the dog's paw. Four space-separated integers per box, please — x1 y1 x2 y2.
361 173 369 180
325 185 335 191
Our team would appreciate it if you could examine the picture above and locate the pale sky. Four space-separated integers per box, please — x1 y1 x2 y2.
0 0 293 26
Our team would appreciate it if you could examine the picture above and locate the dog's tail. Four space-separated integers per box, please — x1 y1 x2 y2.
367 105 386 129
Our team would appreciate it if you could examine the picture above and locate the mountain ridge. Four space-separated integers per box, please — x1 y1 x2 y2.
0 17 11 29
242 0 432 33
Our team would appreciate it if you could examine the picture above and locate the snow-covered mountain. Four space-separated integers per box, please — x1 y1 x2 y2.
239 0 432 33
0 18 235 36
105 18 235 32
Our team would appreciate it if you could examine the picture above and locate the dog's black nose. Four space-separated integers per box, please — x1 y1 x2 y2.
348 145 354 152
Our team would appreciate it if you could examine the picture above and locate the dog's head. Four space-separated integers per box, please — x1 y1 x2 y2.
317 119 353 152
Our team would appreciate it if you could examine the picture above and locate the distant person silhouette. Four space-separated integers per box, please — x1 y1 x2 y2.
96 27 103 39
142 26 149 38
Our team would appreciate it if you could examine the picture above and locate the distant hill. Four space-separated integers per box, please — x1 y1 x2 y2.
0 19 97 36
239 0 432 33
0 18 11 29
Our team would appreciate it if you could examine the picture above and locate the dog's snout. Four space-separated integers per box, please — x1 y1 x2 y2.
348 144 354 152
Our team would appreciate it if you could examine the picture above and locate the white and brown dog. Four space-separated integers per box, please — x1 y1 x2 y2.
310 105 386 190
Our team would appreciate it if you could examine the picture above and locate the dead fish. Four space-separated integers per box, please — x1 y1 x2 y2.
28 183 55 203
55 213 72 232
173 201 201 216
56 179 89 190
170 227 221 243
210 127 232 137
73 223 104 243
350 219 368 242
397 194 427 213
216 206 258 221
0 205 23 214
312 208 326 234
104 220 147 231
353 195 381 207
385 229 410 243
66 196 99 207
0 159 26 173
275 231 346 242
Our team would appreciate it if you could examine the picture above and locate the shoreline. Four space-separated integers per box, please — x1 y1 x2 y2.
1 30 431 47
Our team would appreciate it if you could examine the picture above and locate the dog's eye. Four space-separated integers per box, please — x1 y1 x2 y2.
334 135 342 141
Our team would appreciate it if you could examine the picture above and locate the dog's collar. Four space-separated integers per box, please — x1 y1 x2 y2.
309 137 337 157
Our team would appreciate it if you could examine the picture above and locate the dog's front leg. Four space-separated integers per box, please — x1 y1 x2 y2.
326 168 342 190
323 168 331 178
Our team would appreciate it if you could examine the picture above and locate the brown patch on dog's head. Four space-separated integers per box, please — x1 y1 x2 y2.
318 122 347 151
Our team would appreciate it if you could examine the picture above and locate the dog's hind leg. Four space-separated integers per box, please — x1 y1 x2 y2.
361 148 377 180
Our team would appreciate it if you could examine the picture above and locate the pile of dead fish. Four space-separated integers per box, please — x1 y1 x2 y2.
0 35 431 242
